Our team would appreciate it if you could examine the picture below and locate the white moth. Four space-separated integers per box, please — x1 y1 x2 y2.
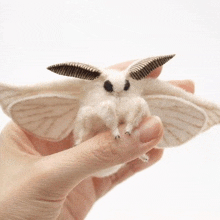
1 54 220 177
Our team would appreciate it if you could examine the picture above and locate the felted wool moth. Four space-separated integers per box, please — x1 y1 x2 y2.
1 54 220 177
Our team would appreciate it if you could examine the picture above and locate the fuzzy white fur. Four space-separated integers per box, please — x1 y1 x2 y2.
74 69 150 144
1 56 220 177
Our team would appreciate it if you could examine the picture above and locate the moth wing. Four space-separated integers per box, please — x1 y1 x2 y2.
142 78 220 131
0 83 24 115
144 95 207 148
0 79 85 115
7 94 80 141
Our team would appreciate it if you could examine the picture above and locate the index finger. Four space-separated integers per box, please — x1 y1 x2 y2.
169 80 195 94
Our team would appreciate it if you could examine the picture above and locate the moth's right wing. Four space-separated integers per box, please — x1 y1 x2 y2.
2 93 80 141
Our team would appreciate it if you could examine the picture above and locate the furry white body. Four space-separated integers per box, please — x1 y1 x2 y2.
74 69 150 146
1 55 220 177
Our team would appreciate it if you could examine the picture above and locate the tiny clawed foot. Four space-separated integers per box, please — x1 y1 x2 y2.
139 154 149 162
125 131 131 135
74 140 82 146
125 124 133 136
115 135 121 139
112 128 120 140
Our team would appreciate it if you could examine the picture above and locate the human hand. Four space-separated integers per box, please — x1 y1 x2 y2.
0 61 194 220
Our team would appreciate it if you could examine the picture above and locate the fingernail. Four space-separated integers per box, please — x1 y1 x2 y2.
138 116 163 143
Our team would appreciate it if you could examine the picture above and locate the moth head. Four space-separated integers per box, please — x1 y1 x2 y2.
103 69 130 94
47 62 130 94
47 54 175 94
127 54 175 80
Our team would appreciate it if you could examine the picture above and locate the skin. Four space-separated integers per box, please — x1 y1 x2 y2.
0 60 194 220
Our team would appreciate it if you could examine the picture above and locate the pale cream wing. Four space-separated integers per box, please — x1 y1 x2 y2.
0 83 25 115
7 94 80 141
142 78 220 131
144 95 208 148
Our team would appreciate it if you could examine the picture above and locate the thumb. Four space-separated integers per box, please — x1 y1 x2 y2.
35 116 163 198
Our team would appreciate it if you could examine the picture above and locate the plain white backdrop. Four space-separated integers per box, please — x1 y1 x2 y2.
0 1 220 219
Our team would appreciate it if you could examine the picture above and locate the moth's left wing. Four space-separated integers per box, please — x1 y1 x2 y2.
144 95 207 148
142 78 220 131
7 94 80 141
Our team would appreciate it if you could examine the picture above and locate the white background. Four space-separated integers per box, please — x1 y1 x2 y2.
0 0 220 219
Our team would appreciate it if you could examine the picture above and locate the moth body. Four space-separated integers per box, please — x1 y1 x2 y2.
74 69 150 146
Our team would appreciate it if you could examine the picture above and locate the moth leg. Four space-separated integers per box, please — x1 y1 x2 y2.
125 97 150 134
98 100 120 139
74 106 94 146
139 154 149 162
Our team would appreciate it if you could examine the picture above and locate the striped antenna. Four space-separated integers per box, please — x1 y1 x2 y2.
47 62 102 80
129 54 175 80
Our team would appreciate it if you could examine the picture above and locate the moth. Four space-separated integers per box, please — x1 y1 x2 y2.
1 54 220 177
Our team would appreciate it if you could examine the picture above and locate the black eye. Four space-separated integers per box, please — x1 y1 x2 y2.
104 80 113 92
124 80 130 91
